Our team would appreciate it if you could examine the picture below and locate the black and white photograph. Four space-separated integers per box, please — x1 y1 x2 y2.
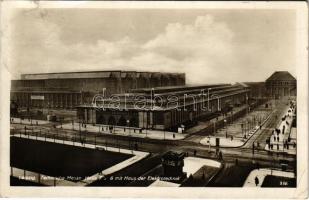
0 1 308 198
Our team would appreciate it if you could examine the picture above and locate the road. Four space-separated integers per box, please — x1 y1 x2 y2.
10 98 296 186
243 100 289 149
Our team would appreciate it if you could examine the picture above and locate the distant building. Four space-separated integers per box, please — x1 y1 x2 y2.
10 71 185 109
243 82 267 99
265 71 296 98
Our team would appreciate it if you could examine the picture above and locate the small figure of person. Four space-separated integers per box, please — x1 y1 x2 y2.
218 151 223 160
283 141 286 149
255 176 259 186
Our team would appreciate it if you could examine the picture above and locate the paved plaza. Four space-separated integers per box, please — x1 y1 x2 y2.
243 168 295 187
201 107 272 147
11 117 50 125
57 123 187 140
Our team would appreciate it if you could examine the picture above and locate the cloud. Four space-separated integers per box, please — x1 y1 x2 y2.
141 15 235 83
13 14 237 84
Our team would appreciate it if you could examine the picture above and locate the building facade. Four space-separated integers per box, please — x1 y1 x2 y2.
77 83 250 131
243 82 267 99
11 71 185 109
265 71 296 99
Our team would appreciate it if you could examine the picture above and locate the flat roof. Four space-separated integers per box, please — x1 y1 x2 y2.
20 70 185 80
77 89 248 111
131 83 230 93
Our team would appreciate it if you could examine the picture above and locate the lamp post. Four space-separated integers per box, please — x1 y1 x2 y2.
79 118 82 142
127 119 130 136
244 121 247 138
224 119 227 138
207 136 211 151
163 129 166 140
145 111 149 138
94 134 96 148
207 88 212 111
241 122 244 138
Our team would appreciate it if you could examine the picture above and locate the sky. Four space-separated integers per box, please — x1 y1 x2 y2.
10 8 296 84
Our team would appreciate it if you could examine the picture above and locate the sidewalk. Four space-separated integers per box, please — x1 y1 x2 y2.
57 123 187 140
183 157 221 176
11 117 50 125
186 105 248 135
243 168 295 187
149 157 221 187
200 109 272 147
264 105 296 155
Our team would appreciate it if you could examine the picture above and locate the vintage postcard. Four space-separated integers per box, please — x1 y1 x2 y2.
0 1 308 198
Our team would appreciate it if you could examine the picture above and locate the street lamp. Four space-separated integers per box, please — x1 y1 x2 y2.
224 119 227 138
207 136 211 151
207 88 212 111
94 134 96 148
79 118 82 142
126 119 130 134
163 129 166 140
